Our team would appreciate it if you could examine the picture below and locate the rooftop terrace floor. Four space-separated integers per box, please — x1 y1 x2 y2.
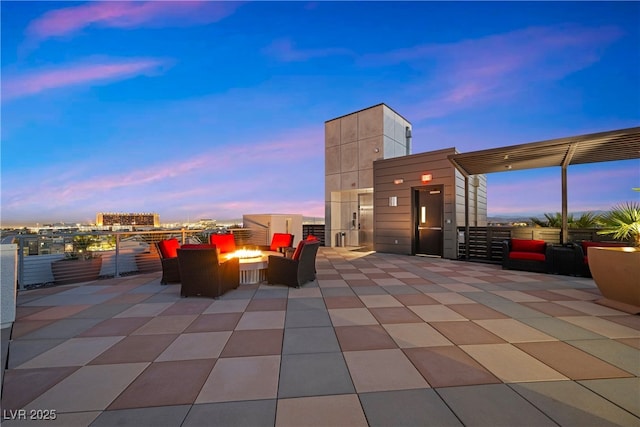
2 247 639 426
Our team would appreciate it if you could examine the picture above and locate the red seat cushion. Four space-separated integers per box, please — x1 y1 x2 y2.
158 238 180 259
511 239 546 253
306 235 319 241
292 240 306 261
270 233 293 251
210 234 236 253
509 251 546 261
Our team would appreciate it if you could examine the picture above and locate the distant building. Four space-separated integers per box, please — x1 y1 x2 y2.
96 213 159 228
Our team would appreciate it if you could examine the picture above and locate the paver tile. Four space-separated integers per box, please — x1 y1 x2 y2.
344 349 428 392
28 363 149 412
511 381 640 426
382 323 453 348
196 356 280 403
437 384 558 426
460 343 568 382
404 346 500 387
275 395 367 427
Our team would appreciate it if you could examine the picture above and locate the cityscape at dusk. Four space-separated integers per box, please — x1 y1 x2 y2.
2 1 639 227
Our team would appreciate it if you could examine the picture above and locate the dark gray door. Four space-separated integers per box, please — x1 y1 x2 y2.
358 193 373 250
415 187 443 256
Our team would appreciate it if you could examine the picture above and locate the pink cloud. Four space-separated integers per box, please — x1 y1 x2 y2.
26 1 240 42
2 125 324 220
263 38 353 62
364 24 621 69
2 59 167 101
370 24 623 121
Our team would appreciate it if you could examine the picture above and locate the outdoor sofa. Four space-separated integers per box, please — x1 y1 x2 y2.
502 238 551 273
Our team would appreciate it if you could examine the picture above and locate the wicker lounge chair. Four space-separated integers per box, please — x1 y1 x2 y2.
156 238 181 285
267 240 320 288
177 247 239 298
257 233 294 254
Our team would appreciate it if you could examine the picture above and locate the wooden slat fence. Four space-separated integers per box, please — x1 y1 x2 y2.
303 224 326 246
457 226 628 263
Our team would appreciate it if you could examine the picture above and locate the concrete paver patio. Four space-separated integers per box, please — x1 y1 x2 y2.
2 247 639 426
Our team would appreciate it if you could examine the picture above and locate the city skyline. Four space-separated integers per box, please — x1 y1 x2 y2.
2 1 639 227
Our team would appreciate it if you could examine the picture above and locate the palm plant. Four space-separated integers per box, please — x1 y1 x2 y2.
572 212 603 229
531 211 602 228
530 212 565 227
597 201 640 246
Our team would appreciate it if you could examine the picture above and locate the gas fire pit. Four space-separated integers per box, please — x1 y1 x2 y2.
227 249 267 284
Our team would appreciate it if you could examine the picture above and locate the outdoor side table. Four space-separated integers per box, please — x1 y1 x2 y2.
549 245 577 276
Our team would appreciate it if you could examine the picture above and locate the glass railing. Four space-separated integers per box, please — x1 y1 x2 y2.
7 225 326 289
11 229 210 289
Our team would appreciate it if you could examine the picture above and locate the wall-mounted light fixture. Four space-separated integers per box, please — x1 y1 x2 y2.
393 178 404 185
421 173 433 183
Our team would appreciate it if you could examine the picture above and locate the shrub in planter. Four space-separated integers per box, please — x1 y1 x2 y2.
589 200 640 313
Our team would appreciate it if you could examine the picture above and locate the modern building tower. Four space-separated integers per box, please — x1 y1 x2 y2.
325 104 412 250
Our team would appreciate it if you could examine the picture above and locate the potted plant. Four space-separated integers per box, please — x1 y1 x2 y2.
588 200 640 313
51 235 103 285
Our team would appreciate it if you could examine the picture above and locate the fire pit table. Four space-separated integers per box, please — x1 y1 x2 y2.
227 249 276 285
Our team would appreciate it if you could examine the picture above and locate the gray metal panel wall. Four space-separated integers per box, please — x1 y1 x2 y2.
373 148 459 257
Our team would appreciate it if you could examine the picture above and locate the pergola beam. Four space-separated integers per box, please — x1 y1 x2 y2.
448 127 640 245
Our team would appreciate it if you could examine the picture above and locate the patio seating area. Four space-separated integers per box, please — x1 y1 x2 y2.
2 247 639 426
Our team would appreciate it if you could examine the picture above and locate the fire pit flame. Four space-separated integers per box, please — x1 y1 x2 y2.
231 249 263 259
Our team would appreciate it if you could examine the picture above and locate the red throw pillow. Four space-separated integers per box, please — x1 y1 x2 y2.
158 238 180 259
270 233 292 251
210 234 236 253
511 239 546 253
292 240 306 260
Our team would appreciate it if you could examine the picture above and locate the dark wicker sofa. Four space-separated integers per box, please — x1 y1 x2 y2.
502 238 551 273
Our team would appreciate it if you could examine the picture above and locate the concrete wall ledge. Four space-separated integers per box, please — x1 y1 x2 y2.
1 244 18 329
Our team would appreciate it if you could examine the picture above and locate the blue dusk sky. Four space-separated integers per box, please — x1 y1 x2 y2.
2 1 639 226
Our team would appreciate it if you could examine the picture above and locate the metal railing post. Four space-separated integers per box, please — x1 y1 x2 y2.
114 234 120 278
17 237 25 290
